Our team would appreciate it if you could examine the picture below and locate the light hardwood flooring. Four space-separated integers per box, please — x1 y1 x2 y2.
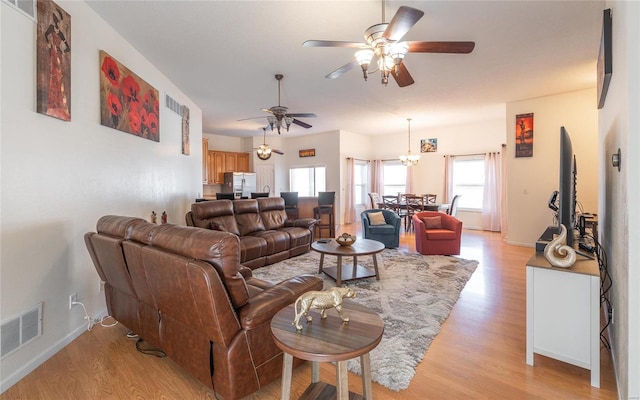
1 225 618 399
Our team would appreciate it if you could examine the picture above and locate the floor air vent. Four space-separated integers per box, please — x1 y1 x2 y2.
1 303 42 358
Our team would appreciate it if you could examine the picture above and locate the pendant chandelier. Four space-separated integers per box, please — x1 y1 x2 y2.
399 118 420 166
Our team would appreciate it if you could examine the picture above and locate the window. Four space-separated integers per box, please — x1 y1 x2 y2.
382 161 406 195
353 161 369 206
290 166 326 196
452 157 484 210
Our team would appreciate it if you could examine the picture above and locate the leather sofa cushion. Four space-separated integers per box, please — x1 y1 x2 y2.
238 275 323 330
249 230 289 255
425 229 458 240
191 200 241 235
140 223 250 309
234 200 265 235
257 197 287 230
96 215 145 239
239 236 267 264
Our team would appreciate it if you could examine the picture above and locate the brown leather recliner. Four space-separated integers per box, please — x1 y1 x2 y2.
85 216 323 399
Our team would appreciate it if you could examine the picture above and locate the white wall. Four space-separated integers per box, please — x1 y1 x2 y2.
369 118 506 229
599 2 640 398
0 1 202 391
506 89 598 246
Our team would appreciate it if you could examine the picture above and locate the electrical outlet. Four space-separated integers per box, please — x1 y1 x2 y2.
98 279 105 292
69 293 77 309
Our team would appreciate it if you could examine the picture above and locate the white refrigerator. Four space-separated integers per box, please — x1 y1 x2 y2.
222 172 256 198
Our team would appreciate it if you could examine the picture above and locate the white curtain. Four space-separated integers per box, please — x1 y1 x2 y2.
405 165 414 194
344 157 355 224
500 144 508 239
370 160 383 195
482 152 502 231
443 155 454 202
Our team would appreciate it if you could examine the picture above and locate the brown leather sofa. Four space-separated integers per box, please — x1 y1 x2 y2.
85 215 323 400
186 197 317 269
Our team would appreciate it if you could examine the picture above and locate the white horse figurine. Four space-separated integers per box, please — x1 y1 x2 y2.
543 224 577 268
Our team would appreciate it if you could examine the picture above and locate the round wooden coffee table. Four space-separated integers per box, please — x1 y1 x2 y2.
311 238 384 286
271 299 384 400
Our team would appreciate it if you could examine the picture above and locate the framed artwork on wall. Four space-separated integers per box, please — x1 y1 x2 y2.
515 113 534 158
36 0 71 121
99 50 160 142
299 149 315 157
182 106 190 155
420 138 437 153
597 8 612 110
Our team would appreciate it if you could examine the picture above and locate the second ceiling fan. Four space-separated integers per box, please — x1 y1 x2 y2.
239 74 317 134
303 1 475 87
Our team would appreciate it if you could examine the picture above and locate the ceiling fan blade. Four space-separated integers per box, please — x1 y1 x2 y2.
287 113 317 118
392 62 415 87
272 149 284 155
326 60 359 79
292 119 312 129
407 41 475 54
261 108 275 114
238 116 268 121
303 40 368 48
383 6 425 42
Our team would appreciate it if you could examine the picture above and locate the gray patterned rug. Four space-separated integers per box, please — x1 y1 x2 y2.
251 248 478 391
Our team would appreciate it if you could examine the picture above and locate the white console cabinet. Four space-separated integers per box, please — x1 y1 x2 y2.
525 252 600 388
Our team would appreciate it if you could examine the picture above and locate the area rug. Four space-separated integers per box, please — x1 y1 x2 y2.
251 248 478 391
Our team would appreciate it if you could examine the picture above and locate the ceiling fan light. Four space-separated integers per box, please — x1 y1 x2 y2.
284 116 293 129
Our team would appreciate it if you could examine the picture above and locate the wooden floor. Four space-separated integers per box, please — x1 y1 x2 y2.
1 225 618 400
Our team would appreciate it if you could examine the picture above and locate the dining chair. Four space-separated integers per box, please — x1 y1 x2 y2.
280 192 299 219
447 195 462 217
403 194 424 231
313 191 336 238
368 192 383 209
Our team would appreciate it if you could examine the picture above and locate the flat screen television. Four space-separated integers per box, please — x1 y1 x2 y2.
559 126 577 247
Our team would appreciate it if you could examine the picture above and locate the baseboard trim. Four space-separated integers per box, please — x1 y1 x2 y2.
0 308 108 394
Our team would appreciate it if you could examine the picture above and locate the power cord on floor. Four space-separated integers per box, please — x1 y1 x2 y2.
71 301 118 331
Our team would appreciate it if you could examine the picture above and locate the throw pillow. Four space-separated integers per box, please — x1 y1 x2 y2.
422 216 442 229
368 211 387 225
210 221 227 232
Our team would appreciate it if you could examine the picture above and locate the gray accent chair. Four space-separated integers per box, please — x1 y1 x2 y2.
361 209 402 248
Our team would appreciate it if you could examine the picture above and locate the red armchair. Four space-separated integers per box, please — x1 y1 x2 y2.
413 211 463 255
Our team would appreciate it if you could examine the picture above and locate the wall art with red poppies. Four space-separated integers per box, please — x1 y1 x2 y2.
99 50 160 142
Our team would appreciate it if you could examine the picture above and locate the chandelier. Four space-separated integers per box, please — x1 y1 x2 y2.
354 25 410 85
256 128 273 160
399 118 420 166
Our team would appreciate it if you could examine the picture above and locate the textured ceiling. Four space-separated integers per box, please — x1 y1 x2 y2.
87 1 604 138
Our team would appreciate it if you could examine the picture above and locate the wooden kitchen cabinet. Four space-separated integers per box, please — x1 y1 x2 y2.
207 150 250 184
202 137 209 184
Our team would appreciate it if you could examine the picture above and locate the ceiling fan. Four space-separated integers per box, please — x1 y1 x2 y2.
254 128 284 160
302 0 475 87
239 74 317 134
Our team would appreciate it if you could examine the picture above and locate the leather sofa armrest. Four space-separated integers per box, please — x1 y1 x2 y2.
284 218 317 229
238 266 253 279
238 275 323 330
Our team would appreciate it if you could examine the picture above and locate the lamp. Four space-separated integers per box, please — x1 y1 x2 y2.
266 106 293 135
399 118 420 167
256 128 273 160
